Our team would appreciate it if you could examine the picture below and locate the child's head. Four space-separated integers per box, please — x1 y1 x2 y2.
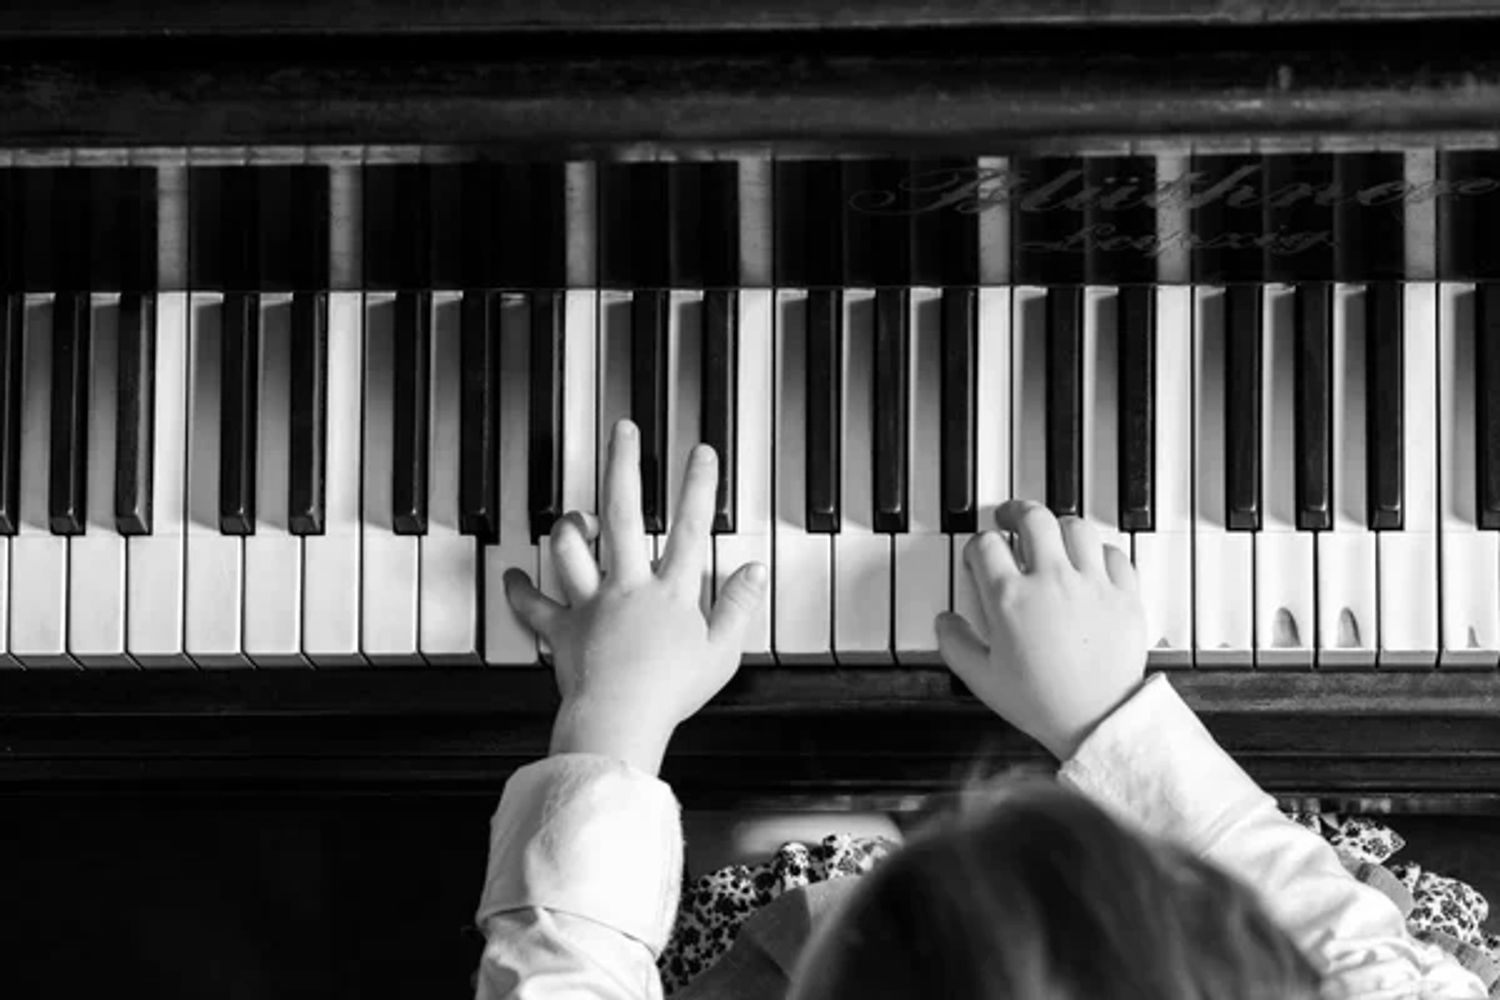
787 773 1321 1000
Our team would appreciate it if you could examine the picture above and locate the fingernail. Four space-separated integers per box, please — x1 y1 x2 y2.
616 419 635 441
746 563 767 585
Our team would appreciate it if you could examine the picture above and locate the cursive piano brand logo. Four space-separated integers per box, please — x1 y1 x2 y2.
845 163 1498 255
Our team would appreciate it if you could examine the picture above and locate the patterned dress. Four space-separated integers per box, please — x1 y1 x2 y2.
658 810 1500 997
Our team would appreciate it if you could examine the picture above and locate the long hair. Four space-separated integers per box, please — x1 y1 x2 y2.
787 770 1322 1000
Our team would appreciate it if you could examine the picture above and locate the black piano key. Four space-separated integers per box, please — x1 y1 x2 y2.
911 158 980 288
1295 282 1333 531
426 163 465 290
188 166 224 289
667 163 703 288
20 169 58 292
1262 154 1335 283
362 164 430 290
0 171 18 293
391 291 430 536
222 169 259 291
0 294 20 534
1335 154 1406 282
1085 156 1158 286
218 291 258 535
1440 151 1500 281
458 290 499 543
1366 281 1403 530
873 287 910 533
1224 284 1262 532
940 287 976 534
114 292 155 536
1117 285 1155 532
528 290 565 542
256 167 297 290
288 291 327 536
1480 283 1500 529
1045 285 1083 517
1192 154 1265 284
602 163 670 289
805 288 841 532
844 159 910 288
775 161 843 287
88 169 129 291
702 289 737 533
48 291 89 536
632 289 669 533
460 161 501 290
1013 157 1087 287
696 163 740 289
291 167 330 291
497 163 565 289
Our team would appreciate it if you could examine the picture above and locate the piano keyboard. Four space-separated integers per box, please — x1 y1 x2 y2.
3 148 1500 672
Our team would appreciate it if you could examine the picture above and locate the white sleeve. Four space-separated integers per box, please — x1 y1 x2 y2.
1057 673 1489 1000
473 753 682 1000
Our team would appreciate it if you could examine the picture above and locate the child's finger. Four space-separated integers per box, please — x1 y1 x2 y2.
993 500 1068 574
550 512 601 605
603 419 651 585
503 568 564 638
1057 516 1105 578
707 561 768 651
1102 543 1137 592
964 531 1018 630
935 611 990 685
659 444 718 590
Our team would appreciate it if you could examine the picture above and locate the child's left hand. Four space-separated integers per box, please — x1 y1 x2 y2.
502 419 769 776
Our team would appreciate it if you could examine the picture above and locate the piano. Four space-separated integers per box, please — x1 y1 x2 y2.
1 0 1499 814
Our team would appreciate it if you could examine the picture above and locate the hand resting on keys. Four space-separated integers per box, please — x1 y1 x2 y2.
937 500 1149 762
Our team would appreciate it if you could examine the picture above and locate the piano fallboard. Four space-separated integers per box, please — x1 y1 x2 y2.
1 668 1498 813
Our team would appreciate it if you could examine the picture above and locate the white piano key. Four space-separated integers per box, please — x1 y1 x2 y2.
1254 285 1314 669
537 289 599 620
484 294 541 666
773 290 832 661
303 291 365 667
665 290 712 616
10 296 72 667
596 291 653 578
1082 286 1127 557
128 290 189 668
185 293 249 667
420 293 480 664
68 295 131 667
1010 287 1048 513
1134 285 1193 667
833 290 892 664
952 288 1011 634
1317 285 1379 668
1192 287 1253 667
566 162 597 289
714 288 774 659
242 295 306 667
361 292 420 663
738 158 773 289
1437 283 1500 667
894 289 948 664
1378 280 1439 668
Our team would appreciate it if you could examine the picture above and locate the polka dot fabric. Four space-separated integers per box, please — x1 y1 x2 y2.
659 812 1500 997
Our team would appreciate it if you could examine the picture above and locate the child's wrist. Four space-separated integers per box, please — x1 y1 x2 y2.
549 700 675 777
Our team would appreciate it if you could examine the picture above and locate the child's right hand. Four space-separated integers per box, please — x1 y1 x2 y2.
936 499 1149 762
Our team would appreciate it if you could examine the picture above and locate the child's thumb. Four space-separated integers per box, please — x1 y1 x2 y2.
935 611 989 685
708 562 768 650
